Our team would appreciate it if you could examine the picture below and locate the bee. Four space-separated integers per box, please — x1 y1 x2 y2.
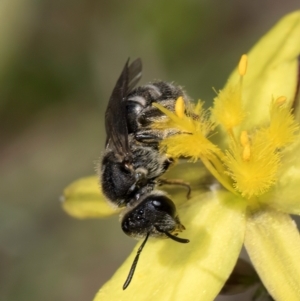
100 58 189 290
126 80 190 144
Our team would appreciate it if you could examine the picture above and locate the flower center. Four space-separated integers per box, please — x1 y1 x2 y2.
152 55 299 199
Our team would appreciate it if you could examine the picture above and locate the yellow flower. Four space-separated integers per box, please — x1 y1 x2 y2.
62 11 300 301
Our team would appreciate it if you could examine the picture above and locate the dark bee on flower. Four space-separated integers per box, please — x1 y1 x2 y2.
100 58 190 290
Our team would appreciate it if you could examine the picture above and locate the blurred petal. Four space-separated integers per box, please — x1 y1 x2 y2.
226 11 300 129
94 191 246 301
62 176 116 218
245 207 300 301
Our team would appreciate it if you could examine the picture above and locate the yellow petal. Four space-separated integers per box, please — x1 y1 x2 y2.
94 191 246 301
61 176 116 218
226 11 300 129
162 161 211 206
244 207 300 301
265 142 300 215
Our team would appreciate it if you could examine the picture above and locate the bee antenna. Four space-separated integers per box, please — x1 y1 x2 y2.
164 231 190 243
155 226 190 244
123 232 150 290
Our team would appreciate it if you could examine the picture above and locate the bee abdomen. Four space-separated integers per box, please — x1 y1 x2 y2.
126 81 188 133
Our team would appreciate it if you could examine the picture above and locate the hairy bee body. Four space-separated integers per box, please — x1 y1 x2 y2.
126 81 189 143
100 58 189 289
101 134 172 207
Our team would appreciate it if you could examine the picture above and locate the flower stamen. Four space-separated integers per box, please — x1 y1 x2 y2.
152 98 219 162
240 130 249 147
175 96 185 119
275 95 287 106
242 144 251 162
266 96 300 149
240 131 251 161
238 54 248 76
211 55 247 133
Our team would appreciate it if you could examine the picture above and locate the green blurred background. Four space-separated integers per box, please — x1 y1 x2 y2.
0 1 299 300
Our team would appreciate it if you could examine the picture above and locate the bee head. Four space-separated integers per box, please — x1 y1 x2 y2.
121 191 188 241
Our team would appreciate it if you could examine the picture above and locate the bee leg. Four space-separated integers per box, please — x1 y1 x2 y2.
134 129 163 144
157 178 192 199
135 128 180 144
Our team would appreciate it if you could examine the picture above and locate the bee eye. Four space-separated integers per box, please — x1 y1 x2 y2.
152 200 162 207
150 195 175 216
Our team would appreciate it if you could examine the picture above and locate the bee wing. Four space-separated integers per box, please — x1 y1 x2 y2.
105 58 142 159
127 58 142 92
